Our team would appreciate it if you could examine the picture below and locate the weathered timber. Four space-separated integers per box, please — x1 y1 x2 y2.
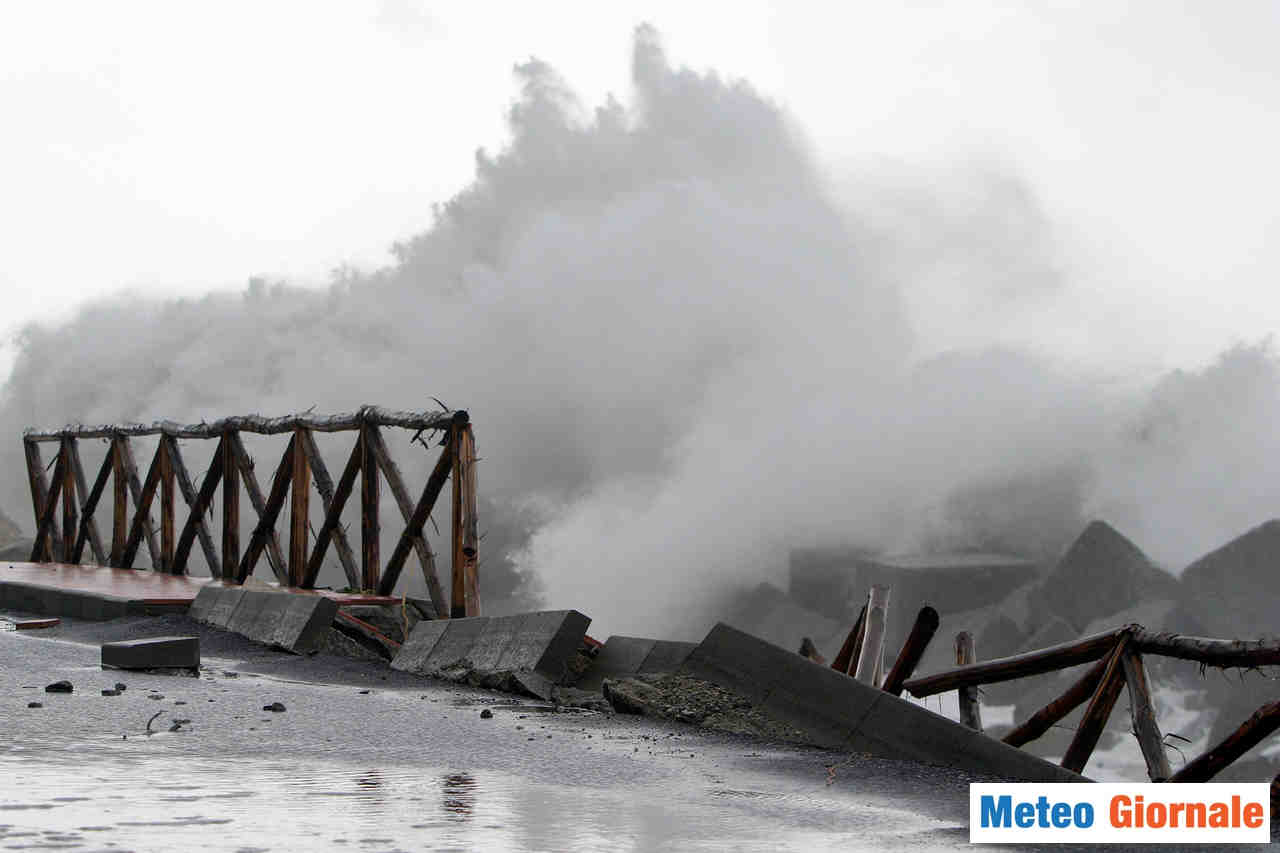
23 406 463 441
1061 636 1130 774
854 584 890 685
117 437 161 568
60 439 76 562
227 432 287 584
29 450 65 562
1002 655 1111 748
298 429 358 589
221 434 240 578
121 443 163 569
1121 646 1172 781
369 425 445 608
360 424 380 592
174 440 223 576
903 627 1126 698
304 437 361 590
459 425 479 615
882 605 940 696
289 428 310 586
830 604 868 676
384 424 459 590
72 441 113 564
110 439 126 566
165 438 218 574
23 439 56 561
1169 700 1280 783
159 437 175 571
236 434 295 583
956 631 983 732
1132 629 1280 669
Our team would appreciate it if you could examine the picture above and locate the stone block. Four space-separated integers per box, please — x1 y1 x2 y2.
101 636 200 670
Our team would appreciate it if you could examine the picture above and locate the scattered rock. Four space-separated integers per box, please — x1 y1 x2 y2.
262 702 286 713
602 674 807 742
114 683 127 691
101 689 120 697
27 701 42 708
358 689 370 695
44 681 73 694
148 694 165 701
479 709 493 719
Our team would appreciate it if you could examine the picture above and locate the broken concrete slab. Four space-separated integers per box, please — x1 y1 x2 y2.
638 640 697 674
577 636 698 692
389 617 451 671
680 622 1084 783
191 585 245 628
101 636 200 670
189 585 337 654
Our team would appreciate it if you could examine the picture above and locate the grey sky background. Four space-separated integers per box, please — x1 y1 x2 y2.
2 2 1277 377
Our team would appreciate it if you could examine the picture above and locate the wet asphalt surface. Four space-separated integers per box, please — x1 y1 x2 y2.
0 614 1274 851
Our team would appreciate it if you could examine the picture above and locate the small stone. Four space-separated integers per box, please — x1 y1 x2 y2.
148 694 164 701
101 689 120 697
262 702 286 712
115 683 127 691
479 709 493 719
44 681 73 694
358 690 370 695
27 701 43 708
174 701 187 706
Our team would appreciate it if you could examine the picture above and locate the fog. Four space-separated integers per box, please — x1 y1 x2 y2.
3 27 1279 638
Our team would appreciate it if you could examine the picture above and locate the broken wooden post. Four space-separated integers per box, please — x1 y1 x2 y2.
289 427 311 587
221 433 240 580
111 438 127 566
1168 700 1280 783
59 438 76 562
1120 645 1172 781
458 424 479 615
360 421 380 592
853 584 890 685
1132 629 1280 669
882 605 940 697
1003 655 1111 748
1061 635 1130 774
956 631 983 732
830 603 867 675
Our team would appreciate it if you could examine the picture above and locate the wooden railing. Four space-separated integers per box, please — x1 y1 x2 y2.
21 406 479 617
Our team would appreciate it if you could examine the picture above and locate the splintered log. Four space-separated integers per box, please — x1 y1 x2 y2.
1121 646 1173 781
29 450 65 562
369 425 445 608
221 434 240 578
1169 701 1280 783
72 441 113 564
798 637 826 665
854 585 891 685
159 437 175 571
882 606 940 696
360 424 380 592
1002 655 1111 748
1132 630 1280 669
227 432 288 584
121 444 163 568
236 435 295 583
832 604 868 676
304 437 362 590
174 439 223 576
298 429 358 589
457 424 479 615
110 439 127 566
1061 637 1131 774
289 428 310 587
59 439 76 562
956 632 983 732
903 627 1125 698
23 406 462 441
23 439 57 561
117 437 161 568
384 423 459 594
165 437 218 574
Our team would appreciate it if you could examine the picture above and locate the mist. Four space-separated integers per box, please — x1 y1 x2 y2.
3 27 1279 638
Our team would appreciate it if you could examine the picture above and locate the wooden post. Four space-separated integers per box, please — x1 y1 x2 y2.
457 425 479 615
29 450 65 562
236 434 295 583
368 425 447 610
221 433 240 581
72 442 113 565
955 632 983 732
117 437 161 568
1169 700 1280 783
882 606 940 696
23 439 56 561
227 432 288 584
289 428 310 587
831 604 868 675
1121 646 1172 781
360 423 380 593
121 444 163 569
1061 636 1130 774
383 426 458 594
1003 655 1110 748
111 438 127 566
298 429 359 590
304 437 362 590
853 585 890 685
174 440 223 576
59 438 76 562
158 437 175 571
1132 629 1280 669
450 423 465 618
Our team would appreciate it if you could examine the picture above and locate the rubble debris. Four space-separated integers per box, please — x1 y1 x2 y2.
601 674 808 741
44 680 72 693
263 702 286 712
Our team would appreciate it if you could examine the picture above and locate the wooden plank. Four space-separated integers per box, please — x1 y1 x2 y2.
165 437 219 574
459 425 479 616
71 440 114 564
111 438 127 566
1061 637 1130 774
174 439 223 575
121 442 163 569
298 429 358 589
368 425 445 607
117 437 161 568
23 439 55 561
1121 646 1172 781
903 627 1125 698
1002 655 1111 748
227 431 288 584
360 423 380 592
236 435 296 583
159 437 175 571
28 450 65 562
1169 700 1280 783
882 606 939 696
1132 629 1280 669
289 428 310 586
955 631 983 732
830 604 867 676
450 425 464 618
221 433 240 579
59 438 76 562
853 584 890 685
384 429 457 591
304 436 362 590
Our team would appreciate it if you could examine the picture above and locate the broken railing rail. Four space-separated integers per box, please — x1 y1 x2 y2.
21 405 479 618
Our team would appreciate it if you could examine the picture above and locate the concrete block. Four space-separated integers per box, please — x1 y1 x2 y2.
196 586 246 629
758 655 880 748
420 617 490 674
576 636 657 691
390 619 450 673
680 622 792 705
497 610 590 681
101 636 200 670
637 640 697 674
267 594 339 654
187 585 219 623
224 589 269 637
466 614 527 672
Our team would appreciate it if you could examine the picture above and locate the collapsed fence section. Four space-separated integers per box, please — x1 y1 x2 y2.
21 406 479 618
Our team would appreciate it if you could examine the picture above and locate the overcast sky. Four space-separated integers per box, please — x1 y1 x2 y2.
2 1 1278 378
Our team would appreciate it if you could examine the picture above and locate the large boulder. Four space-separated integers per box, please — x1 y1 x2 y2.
1179 519 1280 641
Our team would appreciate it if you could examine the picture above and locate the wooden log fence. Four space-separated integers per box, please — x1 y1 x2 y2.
22 406 479 618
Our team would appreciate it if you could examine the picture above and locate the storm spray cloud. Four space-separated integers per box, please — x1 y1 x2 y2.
3 27 1278 637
